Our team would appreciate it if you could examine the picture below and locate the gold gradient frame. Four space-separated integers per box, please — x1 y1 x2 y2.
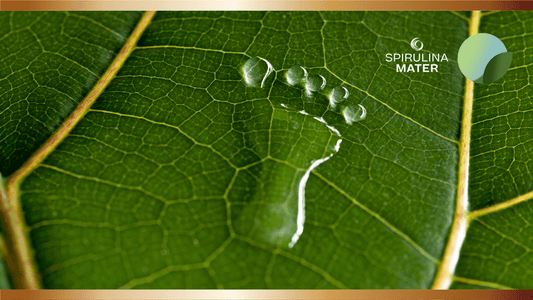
1 1 532 298
2 289 533 298
0 0 532 10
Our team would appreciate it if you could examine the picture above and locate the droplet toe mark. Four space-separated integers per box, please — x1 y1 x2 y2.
343 104 367 125
305 75 326 93
286 65 308 86
329 86 349 110
242 56 275 88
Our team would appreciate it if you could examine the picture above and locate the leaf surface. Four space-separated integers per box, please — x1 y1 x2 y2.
0 11 532 289
0 12 143 176
454 11 533 289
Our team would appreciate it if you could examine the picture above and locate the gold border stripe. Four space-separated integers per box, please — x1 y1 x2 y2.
1 290 532 299
1 1 533 11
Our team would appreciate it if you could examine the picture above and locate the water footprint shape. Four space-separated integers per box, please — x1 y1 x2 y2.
240 57 366 248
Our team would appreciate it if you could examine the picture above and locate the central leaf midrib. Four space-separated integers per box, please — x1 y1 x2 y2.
431 10 480 290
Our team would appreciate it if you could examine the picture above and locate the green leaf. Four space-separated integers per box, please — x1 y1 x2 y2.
0 12 143 176
0 259 12 289
0 11 532 289
453 12 533 289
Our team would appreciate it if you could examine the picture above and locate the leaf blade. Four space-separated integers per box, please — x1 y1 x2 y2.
0 12 143 176
2 10 533 290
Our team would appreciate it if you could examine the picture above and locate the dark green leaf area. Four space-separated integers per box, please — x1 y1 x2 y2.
0 12 142 176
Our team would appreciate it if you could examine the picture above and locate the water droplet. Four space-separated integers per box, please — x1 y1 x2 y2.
286 65 307 86
343 104 367 125
329 86 349 109
142 266 148 273
242 56 274 88
193 239 199 245
161 249 167 256
305 75 326 93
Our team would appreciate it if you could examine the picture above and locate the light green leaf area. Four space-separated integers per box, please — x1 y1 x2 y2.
455 11 533 289
1 11 531 289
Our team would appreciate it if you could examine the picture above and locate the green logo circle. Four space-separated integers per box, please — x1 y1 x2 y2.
458 33 513 84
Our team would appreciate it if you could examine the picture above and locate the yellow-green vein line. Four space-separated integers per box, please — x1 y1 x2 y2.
0 176 39 288
469 190 533 220
453 276 513 289
431 10 480 290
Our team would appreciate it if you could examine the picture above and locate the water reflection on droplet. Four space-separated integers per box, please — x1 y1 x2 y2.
305 75 326 93
286 65 308 86
242 56 274 88
343 104 367 125
329 86 349 110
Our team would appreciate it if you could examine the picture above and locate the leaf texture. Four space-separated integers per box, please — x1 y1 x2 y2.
0 12 143 176
455 11 533 289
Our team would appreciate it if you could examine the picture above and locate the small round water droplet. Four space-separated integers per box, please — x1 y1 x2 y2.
161 249 167 256
193 239 199 245
305 75 326 93
242 56 274 88
343 104 367 125
329 86 349 108
286 65 307 85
